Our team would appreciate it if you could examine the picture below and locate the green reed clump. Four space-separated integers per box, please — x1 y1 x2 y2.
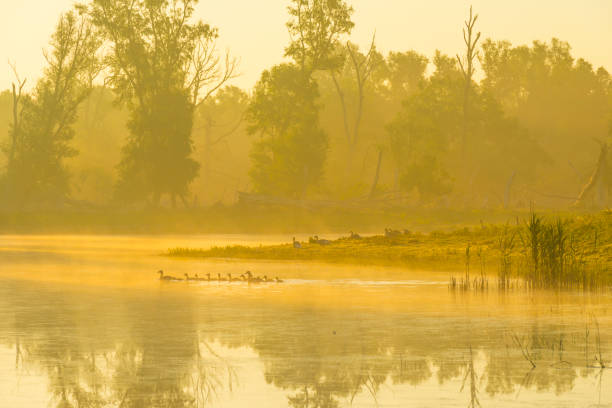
518 213 605 291
449 243 488 292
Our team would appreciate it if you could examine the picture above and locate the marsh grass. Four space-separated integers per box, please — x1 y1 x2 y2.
449 244 489 291
497 224 516 290
519 213 606 291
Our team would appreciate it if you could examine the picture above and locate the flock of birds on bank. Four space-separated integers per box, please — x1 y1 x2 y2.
292 232 361 249
158 270 283 284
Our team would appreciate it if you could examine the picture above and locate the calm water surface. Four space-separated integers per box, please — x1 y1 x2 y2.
0 235 611 407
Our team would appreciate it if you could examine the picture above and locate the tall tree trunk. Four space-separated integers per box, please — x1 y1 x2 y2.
504 171 516 209
368 149 383 199
574 143 609 208
456 6 480 161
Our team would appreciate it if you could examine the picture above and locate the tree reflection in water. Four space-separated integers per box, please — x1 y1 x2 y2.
0 279 610 407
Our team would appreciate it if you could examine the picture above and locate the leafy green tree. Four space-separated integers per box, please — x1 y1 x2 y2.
285 0 354 74
2 9 100 207
246 0 352 198
384 50 429 103
89 0 236 205
247 64 327 198
385 52 461 202
388 51 543 204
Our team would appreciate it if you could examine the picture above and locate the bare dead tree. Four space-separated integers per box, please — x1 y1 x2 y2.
329 34 381 189
330 33 378 149
456 6 481 158
189 38 240 107
7 62 26 168
461 345 481 408
574 142 609 208
200 110 246 182
504 171 516 209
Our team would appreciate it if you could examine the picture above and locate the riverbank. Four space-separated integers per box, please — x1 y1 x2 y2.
0 205 606 235
168 211 612 276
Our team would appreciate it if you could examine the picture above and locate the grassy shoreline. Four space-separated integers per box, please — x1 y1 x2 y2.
168 211 612 280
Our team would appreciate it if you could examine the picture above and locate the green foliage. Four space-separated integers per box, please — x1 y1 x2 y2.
286 0 355 72
385 52 462 201
116 89 198 202
89 0 228 204
1 2 611 211
1 10 100 207
384 51 429 101
481 39 612 198
248 64 328 198
387 51 545 203
399 155 453 201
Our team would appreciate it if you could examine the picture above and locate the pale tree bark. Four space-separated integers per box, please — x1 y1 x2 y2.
368 148 383 199
7 63 26 169
456 6 481 158
574 143 610 208
329 34 379 185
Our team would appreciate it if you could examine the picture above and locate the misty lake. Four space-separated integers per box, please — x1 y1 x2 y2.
0 235 611 407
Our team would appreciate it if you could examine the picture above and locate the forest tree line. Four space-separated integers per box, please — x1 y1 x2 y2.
1 0 611 210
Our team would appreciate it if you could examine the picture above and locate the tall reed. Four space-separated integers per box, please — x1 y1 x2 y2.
519 212 604 291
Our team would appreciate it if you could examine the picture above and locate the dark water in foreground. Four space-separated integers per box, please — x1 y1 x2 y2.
0 235 611 407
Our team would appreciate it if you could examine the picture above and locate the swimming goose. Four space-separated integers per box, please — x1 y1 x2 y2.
275 276 284 283
158 270 181 281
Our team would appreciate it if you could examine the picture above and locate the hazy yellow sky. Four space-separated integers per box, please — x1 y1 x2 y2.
1 0 611 91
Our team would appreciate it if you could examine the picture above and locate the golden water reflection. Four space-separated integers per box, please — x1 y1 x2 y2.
0 235 611 407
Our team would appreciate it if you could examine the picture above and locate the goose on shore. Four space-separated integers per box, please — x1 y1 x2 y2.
293 237 301 249
275 276 284 283
313 235 331 245
384 228 401 238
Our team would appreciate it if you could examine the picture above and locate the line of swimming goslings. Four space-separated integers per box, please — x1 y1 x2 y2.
157 270 283 283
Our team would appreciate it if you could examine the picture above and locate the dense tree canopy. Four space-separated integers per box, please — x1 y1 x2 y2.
248 64 327 198
1 3 611 209
1 10 100 207
89 0 235 205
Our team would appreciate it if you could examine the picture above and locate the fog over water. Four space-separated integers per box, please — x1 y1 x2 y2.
1 235 611 407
